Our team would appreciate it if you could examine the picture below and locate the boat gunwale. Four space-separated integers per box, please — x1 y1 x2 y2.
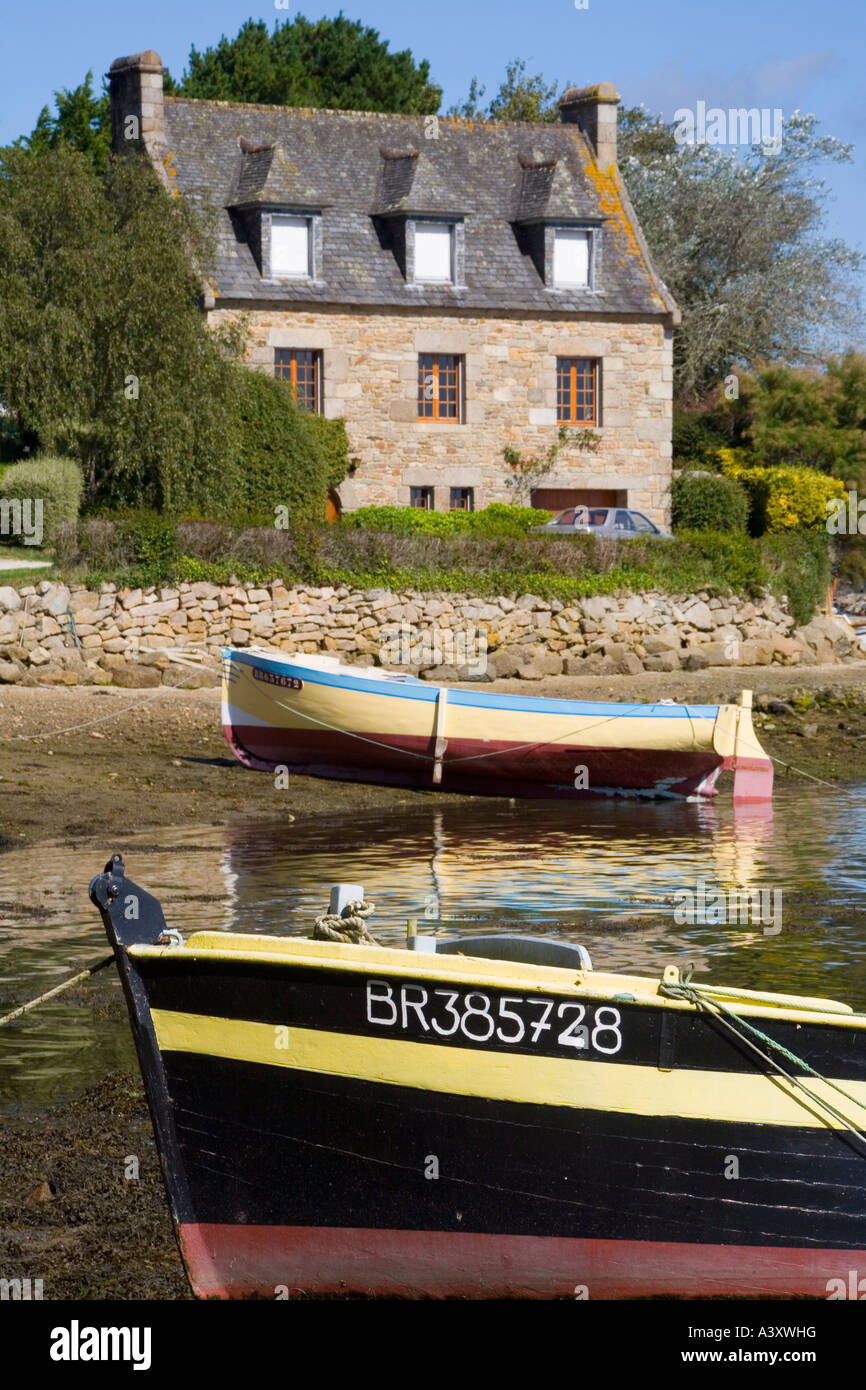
224 646 722 721
127 936 863 1028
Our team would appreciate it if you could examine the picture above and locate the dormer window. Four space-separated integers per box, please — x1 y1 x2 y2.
271 214 312 278
552 228 590 287
414 222 454 283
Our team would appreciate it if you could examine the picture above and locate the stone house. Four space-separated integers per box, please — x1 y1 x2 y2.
109 50 679 522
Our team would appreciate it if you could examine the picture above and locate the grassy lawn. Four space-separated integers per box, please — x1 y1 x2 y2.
0 542 56 585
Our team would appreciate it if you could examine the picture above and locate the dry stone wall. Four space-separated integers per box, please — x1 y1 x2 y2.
0 580 858 687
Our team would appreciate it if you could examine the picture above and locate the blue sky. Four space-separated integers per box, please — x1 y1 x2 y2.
2 0 864 341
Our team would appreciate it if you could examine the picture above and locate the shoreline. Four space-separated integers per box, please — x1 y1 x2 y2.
3 664 866 853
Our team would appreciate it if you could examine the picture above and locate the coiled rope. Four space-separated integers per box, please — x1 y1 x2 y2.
313 899 378 945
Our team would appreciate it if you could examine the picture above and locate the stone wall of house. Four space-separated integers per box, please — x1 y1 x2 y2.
211 305 673 525
0 580 857 687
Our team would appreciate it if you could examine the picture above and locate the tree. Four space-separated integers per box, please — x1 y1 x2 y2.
22 71 110 173
0 142 347 520
618 107 864 397
17 15 441 176
695 357 866 485
449 59 563 122
0 142 239 511
174 15 441 113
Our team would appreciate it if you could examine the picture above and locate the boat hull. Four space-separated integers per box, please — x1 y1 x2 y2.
88 854 866 1300
179 1225 863 1301
161 1049 866 1299
221 649 773 802
223 721 725 799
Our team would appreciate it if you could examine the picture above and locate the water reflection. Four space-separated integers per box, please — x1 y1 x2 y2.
1 784 865 1108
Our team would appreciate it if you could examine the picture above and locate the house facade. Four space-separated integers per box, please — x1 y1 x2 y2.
109 51 679 522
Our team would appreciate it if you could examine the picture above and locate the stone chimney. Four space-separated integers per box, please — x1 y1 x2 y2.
108 50 165 154
558 83 620 169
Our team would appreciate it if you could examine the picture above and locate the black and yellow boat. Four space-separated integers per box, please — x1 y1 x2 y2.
90 854 866 1299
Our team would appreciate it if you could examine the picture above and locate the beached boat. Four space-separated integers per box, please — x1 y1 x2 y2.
221 648 773 803
91 855 866 1299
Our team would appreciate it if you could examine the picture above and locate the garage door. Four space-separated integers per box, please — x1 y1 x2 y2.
530 488 621 511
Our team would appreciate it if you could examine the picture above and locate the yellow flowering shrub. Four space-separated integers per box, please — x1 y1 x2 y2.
710 448 844 532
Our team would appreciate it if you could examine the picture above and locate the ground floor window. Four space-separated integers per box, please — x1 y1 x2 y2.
274 348 322 412
450 487 474 512
410 487 434 509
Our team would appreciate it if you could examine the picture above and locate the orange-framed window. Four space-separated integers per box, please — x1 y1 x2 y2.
449 487 474 512
274 349 321 413
418 353 461 421
556 357 599 425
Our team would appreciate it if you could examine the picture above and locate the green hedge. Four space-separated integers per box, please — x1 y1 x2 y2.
345 503 552 536
758 529 832 626
56 514 830 626
225 369 348 525
671 471 749 533
0 454 83 545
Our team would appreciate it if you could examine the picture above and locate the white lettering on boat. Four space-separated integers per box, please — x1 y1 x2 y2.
252 666 303 690
365 980 622 1054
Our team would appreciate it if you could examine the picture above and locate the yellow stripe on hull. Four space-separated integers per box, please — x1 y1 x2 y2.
150 1008 866 1130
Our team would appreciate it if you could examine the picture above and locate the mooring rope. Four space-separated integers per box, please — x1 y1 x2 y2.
270 693 692 768
0 663 207 744
660 978 866 1148
313 899 379 945
767 755 837 789
0 955 115 1028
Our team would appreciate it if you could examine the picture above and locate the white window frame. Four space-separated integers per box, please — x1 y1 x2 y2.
414 222 454 284
552 228 591 288
270 214 312 279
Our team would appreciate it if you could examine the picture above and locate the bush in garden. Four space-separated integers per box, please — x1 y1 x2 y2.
715 450 845 533
671 471 749 533
0 454 83 545
345 503 551 536
228 368 348 526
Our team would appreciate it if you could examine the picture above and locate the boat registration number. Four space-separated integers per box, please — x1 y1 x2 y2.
252 667 303 690
366 979 623 1055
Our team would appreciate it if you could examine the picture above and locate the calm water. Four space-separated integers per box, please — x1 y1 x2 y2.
2 785 866 1109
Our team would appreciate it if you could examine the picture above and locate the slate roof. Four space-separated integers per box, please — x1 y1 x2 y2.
515 153 591 224
228 141 323 209
160 97 676 318
375 150 462 218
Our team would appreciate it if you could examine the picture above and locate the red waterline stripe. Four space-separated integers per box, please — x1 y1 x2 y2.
222 722 723 792
178 1223 861 1299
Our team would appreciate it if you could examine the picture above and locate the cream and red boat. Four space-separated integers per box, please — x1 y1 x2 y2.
222 648 773 803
